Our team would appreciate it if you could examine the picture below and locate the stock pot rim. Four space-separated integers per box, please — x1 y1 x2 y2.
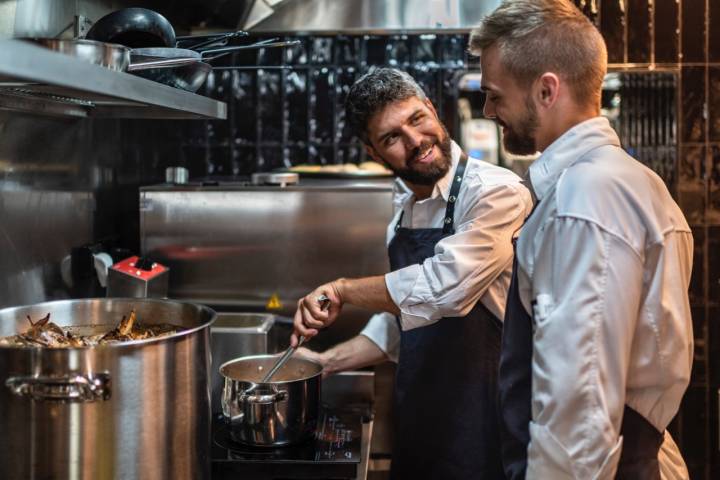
0 297 216 350
220 353 323 384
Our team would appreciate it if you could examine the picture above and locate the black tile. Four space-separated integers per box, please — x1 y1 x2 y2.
709 226 720 301
681 0 706 63
687 464 707 480
600 0 625 63
690 226 706 305
654 0 679 63
710 68 720 142
441 34 468 69
410 67 440 107
232 146 258 176
678 387 708 466
627 0 651 63
283 146 308 167
229 71 257 145
710 305 720 385
285 70 308 143
336 144 363 164
334 36 360 65
710 147 720 224
711 0 720 62
311 37 334 65
284 38 309 65
308 145 335 165
258 70 283 143
679 145 706 189
336 67 359 143
258 146 283 171
386 35 410 67
411 34 438 64
365 36 387 66
681 67 707 143
692 305 707 385
309 68 335 144
206 146 233 176
257 40 283 66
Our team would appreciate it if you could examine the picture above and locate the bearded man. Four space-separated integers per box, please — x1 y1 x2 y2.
290 67 532 479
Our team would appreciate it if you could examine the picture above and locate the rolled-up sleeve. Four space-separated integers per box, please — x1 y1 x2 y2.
386 183 529 331
526 216 643 479
359 312 400 363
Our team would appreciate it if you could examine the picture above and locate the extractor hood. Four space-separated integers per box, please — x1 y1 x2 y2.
240 0 502 32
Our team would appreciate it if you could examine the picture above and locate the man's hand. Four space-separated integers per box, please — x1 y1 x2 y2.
291 281 343 347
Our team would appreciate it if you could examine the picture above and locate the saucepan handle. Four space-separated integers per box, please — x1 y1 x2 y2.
6 372 111 402
240 389 287 404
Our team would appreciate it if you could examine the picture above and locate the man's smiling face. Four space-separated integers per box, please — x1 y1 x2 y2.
365 96 452 186
480 44 539 156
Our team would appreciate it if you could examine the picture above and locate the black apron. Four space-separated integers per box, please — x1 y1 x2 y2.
499 231 664 479
388 154 505 480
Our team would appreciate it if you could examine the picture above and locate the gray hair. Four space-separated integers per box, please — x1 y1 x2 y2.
469 0 607 108
345 68 427 144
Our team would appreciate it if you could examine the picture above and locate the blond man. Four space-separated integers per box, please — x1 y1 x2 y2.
471 1 692 479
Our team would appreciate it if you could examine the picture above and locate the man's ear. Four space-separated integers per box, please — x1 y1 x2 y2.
536 73 560 109
424 98 439 118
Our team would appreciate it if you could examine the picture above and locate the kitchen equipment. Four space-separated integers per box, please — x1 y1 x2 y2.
85 7 176 48
212 409 364 479
210 313 276 413
220 354 322 446
106 255 169 298
21 38 131 71
251 171 299 186
0 297 216 480
128 41 300 92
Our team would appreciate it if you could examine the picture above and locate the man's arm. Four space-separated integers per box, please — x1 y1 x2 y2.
525 216 643 479
387 182 530 330
297 334 391 376
291 276 399 346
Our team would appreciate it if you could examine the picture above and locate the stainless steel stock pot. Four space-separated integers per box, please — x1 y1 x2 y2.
0 297 216 480
220 354 322 446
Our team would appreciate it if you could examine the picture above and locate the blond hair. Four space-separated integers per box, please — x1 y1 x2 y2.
470 0 607 108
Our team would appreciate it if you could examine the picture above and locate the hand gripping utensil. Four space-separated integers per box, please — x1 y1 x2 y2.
260 294 330 383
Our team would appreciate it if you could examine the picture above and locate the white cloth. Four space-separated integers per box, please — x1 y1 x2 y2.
517 117 692 479
360 141 533 362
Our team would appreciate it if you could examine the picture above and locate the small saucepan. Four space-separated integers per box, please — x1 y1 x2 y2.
220 354 322 446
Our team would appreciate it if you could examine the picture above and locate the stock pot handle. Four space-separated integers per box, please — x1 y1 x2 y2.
240 389 287 404
6 372 111 402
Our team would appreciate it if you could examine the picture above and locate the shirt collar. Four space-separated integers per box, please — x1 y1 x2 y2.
528 116 621 201
395 140 462 203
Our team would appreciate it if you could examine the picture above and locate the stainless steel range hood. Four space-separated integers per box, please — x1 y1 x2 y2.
241 0 501 33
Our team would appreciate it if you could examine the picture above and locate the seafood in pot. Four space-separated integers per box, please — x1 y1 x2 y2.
0 310 180 348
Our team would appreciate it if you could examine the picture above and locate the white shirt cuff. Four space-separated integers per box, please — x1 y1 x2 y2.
385 265 441 331
359 312 400 363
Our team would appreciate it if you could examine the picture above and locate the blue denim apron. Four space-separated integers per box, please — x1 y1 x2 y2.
499 233 663 479
388 154 505 480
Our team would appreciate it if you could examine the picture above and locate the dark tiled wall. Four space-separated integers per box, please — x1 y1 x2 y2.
176 34 468 177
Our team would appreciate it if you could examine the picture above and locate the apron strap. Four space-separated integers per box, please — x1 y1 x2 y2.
443 152 468 235
393 152 470 233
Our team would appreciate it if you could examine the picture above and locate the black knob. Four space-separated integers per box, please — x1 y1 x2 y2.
135 256 154 271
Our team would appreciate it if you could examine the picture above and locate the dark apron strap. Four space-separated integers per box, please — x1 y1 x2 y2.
394 153 469 234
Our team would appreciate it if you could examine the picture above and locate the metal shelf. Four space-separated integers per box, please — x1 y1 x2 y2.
0 39 227 119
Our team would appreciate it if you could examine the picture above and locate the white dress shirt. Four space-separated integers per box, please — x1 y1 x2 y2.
518 117 692 479
360 140 533 361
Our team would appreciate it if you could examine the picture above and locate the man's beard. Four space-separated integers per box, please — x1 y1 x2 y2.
500 96 538 155
383 125 453 186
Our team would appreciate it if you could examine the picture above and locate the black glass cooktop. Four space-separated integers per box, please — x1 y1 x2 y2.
211 408 364 480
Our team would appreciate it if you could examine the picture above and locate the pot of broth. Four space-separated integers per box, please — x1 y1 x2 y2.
0 297 216 480
220 354 322 447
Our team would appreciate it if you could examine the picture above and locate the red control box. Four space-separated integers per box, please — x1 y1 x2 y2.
107 256 169 298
